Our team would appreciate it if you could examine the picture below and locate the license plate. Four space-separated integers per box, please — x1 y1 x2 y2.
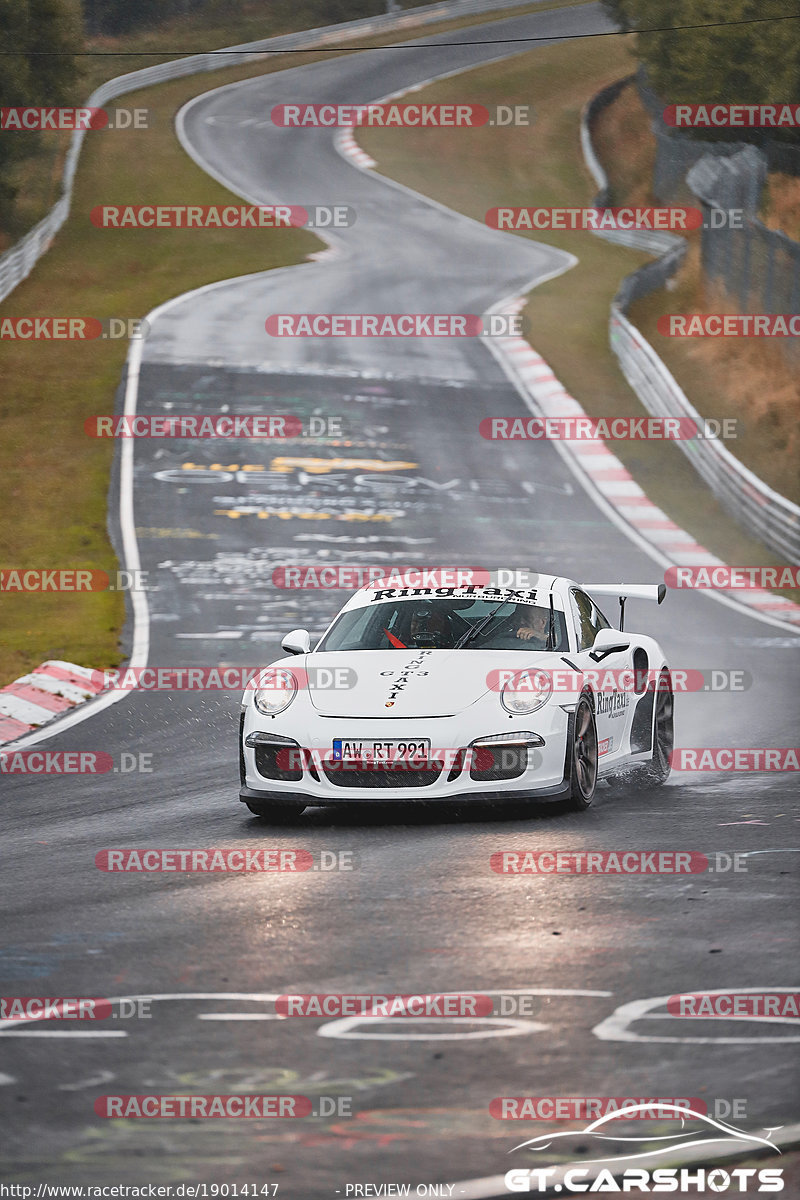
332 739 432 766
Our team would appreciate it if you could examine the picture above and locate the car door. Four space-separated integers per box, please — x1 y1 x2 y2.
569 588 634 765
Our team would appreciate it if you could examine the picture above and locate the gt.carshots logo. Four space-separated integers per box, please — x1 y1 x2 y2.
271 102 532 127
486 206 701 231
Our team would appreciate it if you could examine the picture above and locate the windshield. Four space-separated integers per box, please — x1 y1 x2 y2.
317 597 568 652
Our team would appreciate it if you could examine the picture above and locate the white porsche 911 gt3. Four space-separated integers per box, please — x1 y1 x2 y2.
238 573 673 817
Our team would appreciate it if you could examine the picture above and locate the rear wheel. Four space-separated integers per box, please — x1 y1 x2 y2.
567 693 598 810
640 670 673 787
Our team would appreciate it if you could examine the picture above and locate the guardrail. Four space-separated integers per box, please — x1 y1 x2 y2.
0 0 542 305
581 80 800 563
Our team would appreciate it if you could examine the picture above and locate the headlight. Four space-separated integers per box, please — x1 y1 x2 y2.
501 669 551 715
253 668 298 716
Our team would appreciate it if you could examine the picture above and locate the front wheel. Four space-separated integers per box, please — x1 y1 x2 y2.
639 670 673 788
567 693 598 810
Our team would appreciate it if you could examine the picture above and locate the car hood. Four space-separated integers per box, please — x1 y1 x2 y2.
289 649 560 718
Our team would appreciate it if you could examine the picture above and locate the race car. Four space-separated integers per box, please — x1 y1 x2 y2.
238 573 673 816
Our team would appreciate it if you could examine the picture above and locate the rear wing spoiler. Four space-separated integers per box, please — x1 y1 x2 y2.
582 583 666 630
583 584 666 605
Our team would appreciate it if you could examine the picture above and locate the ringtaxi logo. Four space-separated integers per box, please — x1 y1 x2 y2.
271 566 490 589
95 1095 312 1118
666 565 800 590
0 569 147 592
670 748 800 771
480 416 737 440
668 992 800 1018
271 102 531 127
664 103 800 128
490 851 748 874
0 751 152 775
486 206 701 232
659 314 800 337
0 317 147 340
275 993 492 1017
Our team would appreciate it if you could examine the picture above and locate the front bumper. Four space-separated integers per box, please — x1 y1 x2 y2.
239 706 572 806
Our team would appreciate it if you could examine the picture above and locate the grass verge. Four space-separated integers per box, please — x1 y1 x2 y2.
358 38 800 600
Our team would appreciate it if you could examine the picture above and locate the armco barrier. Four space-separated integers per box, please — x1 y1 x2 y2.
0 0 544 305
581 80 800 563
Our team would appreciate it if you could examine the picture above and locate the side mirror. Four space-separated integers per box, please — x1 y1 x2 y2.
281 628 311 656
589 628 630 661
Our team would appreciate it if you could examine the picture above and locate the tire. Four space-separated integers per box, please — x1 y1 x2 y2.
639 669 673 788
567 692 598 810
245 800 306 820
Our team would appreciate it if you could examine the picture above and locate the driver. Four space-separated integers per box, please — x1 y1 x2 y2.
409 603 450 647
514 604 551 648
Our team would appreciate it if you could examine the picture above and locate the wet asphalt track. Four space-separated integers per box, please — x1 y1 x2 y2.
1 2 798 1193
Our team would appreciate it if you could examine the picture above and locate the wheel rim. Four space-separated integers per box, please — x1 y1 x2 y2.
574 698 598 797
654 678 674 771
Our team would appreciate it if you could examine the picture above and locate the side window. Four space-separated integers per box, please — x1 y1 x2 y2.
570 589 610 650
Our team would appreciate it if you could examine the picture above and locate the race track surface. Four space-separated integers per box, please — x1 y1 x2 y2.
2 4 798 1193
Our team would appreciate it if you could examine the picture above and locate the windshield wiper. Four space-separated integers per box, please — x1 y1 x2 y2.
547 593 555 651
454 598 509 650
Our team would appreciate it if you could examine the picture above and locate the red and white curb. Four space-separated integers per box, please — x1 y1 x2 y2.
0 661 106 744
335 125 376 170
490 298 800 625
